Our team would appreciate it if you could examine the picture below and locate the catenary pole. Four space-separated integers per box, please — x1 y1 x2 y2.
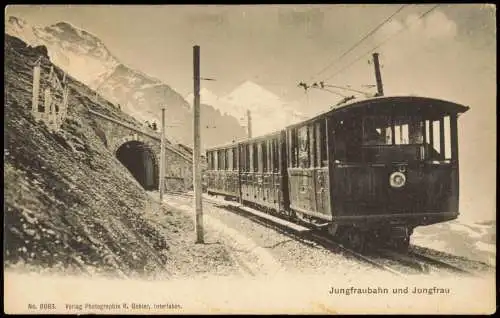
372 52 384 96
193 45 204 243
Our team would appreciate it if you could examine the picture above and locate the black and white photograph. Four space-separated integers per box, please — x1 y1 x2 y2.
4 4 496 314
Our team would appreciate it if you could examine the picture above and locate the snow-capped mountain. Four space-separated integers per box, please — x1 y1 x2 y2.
6 16 246 148
185 88 222 110
6 16 119 89
187 81 307 137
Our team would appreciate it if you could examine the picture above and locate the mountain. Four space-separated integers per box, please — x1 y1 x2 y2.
5 16 246 148
6 16 120 89
187 82 307 137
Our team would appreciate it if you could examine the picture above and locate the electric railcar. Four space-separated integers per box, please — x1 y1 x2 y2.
204 96 469 251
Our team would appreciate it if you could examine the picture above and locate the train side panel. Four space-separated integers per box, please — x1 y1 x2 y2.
240 133 288 214
287 118 332 221
206 146 240 199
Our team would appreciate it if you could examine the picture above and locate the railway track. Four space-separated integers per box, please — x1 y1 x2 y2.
409 249 477 275
163 191 478 277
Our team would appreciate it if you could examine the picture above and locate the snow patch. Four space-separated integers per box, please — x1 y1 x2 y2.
475 241 496 254
448 223 484 239
165 195 284 276
140 83 163 90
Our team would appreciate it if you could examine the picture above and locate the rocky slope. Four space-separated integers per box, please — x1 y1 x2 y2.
4 34 235 279
6 16 247 148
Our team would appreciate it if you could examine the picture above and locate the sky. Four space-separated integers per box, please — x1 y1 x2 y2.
5 4 497 221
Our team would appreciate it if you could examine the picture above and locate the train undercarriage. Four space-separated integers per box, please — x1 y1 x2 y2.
293 210 415 253
208 190 415 253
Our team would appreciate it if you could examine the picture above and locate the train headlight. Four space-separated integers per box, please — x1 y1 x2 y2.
389 171 406 188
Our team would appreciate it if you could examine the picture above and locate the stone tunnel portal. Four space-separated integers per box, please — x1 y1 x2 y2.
116 141 158 191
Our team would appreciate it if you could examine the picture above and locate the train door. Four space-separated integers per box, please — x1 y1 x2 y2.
314 118 330 216
288 124 317 216
240 143 250 201
237 144 243 202
279 130 290 214
270 137 280 211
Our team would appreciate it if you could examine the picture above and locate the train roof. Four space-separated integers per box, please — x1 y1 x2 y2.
286 95 470 129
206 130 282 152
206 140 241 152
206 95 470 151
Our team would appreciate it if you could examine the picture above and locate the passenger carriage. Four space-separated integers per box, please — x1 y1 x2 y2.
285 96 469 250
238 131 290 215
205 143 240 198
204 95 469 252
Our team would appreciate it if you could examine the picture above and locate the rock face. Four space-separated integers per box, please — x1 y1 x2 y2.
6 16 247 148
4 34 233 278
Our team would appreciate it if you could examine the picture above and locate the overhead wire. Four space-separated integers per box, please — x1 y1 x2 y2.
322 4 441 82
317 87 347 98
309 4 409 81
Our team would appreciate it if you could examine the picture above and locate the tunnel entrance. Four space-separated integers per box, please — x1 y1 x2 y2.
116 141 158 190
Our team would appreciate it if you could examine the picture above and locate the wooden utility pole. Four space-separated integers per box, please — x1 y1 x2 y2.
159 107 166 201
247 109 252 139
193 45 204 244
372 52 384 97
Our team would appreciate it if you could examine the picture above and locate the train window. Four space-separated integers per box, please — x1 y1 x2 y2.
245 144 250 172
298 126 310 168
269 140 273 172
273 138 280 172
363 115 424 146
394 123 409 145
363 115 392 145
215 150 219 170
253 143 259 172
409 119 424 144
269 140 274 173
260 142 263 173
424 116 452 160
443 116 451 159
315 123 321 167
249 143 253 172
394 116 423 145
261 141 268 172
309 124 316 168
432 120 441 155
227 149 233 171
232 147 238 170
221 150 224 170
218 150 221 170
220 150 225 170
224 149 228 170
320 119 327 166
241 144 248 172
207 152 212 170
224 149 227 171
240 145 244 172
289 128 299 168
287 131 291 167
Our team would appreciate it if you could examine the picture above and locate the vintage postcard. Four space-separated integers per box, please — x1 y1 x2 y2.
4 4 496 314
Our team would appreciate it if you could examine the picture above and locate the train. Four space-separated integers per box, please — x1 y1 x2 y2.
203 96 470 252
